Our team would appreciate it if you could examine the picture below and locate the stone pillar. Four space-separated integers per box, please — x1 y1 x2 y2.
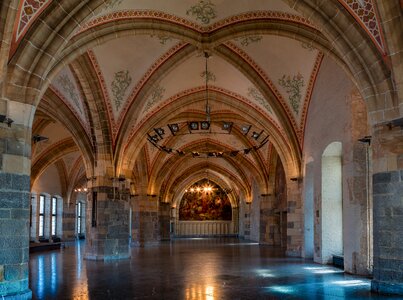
131 194 159 247
286 181 303 257
370 126 403 295
371 170 403 294
0 101 34 299
62 201 76 241
84 184 131 260
243 202 251 240
259 194 279 245
158 202 170 241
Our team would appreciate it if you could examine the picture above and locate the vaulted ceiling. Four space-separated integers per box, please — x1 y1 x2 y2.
24 0 386 203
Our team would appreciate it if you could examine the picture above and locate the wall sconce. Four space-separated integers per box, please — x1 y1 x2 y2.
32 134 49 143
0 115 14 127
290 177 303 183
358 136 372 145
386 117 403 129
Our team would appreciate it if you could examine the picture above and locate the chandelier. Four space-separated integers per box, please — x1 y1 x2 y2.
147 52 269 158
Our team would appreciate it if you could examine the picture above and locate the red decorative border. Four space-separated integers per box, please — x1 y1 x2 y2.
224 42 299 135
9 0 53 59
49 85 91 138
76 10 317 36
87 42 188 142
338 0 386 55
298 52 324 146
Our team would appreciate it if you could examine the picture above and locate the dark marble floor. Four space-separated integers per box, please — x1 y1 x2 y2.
29 238 398 299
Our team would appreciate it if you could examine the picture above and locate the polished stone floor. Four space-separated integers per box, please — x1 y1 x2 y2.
29 238 399 299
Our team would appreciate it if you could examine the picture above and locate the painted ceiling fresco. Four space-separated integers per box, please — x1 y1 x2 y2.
90 0 300 24
229 36 320 121
91 35 182 119
50 67 90 136
22 0 387 206
139 52 278 123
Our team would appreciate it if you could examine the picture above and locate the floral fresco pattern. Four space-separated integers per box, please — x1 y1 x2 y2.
301 42 315 51
235 35 262 47
103 0 123 10
186 0 217 25
248 87 272 113
111 70 132 111
200 70 216 83
144 85 166 113
56 74 83 114
179 179 232 221
278 73 304 114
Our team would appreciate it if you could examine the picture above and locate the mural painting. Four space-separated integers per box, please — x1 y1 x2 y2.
179 179 232 221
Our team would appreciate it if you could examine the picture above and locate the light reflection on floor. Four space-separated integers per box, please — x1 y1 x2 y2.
29 239 401 299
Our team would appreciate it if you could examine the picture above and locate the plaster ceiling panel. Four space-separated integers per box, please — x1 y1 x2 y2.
231 35 319 121
62 152 81 177
141 53 278 124
145 140 160 169
50 67 89 129
92 0 300 24
91 35 181 118
33 123 72 159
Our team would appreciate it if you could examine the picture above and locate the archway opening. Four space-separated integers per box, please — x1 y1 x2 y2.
175 178 235 237
321 142 343 265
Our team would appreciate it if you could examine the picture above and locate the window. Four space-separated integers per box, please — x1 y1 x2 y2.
39 195 45 237
51 197 57 236
77 202 82 234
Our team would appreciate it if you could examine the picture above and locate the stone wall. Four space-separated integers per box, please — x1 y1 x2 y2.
85 187 130 260
371 170 403 295
0 173 32 299
131 195 159 247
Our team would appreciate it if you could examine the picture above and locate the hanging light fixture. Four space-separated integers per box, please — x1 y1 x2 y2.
147 51 269 157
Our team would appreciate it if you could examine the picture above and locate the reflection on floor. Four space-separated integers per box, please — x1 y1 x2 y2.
29 238 398 299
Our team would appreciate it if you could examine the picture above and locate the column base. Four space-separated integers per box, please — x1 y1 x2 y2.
1 290 32 300
131 240 160 248
372 280 403 295
84 253 131 261
286 249 302 257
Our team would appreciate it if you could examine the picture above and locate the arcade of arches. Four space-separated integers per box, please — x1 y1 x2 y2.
0 0 402 298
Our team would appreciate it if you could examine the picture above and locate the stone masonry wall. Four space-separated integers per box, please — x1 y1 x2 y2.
131 195 159 247
371 170 403 295
85 187 130 260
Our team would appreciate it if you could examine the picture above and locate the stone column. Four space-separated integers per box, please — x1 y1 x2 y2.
372 170 403 295
0 101 34 299
131 194 159 247
158 202 170 241
371 127 403 295
62 201 76 241
286 180 303 257
84 181 131 260
259 194 279 245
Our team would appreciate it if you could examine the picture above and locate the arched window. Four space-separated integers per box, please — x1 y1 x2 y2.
38 195 45 237
51 196 57 236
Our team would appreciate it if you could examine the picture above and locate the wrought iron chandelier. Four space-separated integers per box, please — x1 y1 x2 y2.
147 51 269 158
